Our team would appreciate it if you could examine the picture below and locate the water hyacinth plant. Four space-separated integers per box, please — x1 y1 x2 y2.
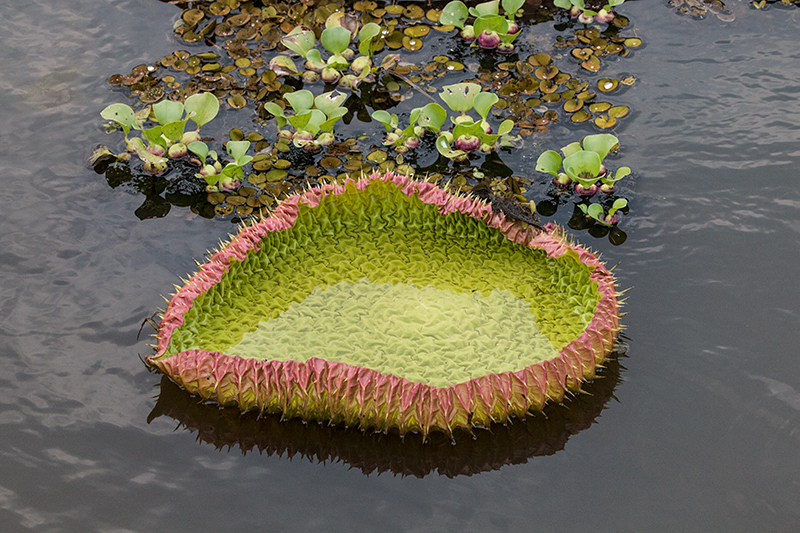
372 82 514 161
189 140 253 192
554 0 626 24
535 133 630 197
578 198 628 226
96 92 220 176
440 0 526 53
276 17 382 88
262 90 348 153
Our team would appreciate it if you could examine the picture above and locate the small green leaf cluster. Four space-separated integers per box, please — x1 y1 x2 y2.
273 17 382 88
98 92 219 176
537 134 631 225
371 82 514 161
553 0 625 24
440 0 526 53
188 140 253 191
578 198 627 226
262 90 348 153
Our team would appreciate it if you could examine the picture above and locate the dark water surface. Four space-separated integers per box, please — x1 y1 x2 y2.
2 0 800 531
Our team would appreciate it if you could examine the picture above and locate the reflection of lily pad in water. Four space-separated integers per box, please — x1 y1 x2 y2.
148 354 625 477
147 172 621 437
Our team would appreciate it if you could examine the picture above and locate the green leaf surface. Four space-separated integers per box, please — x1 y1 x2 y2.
162 120 187 142
497 119 514 136
440 1 469 29
502 0 525 16
152 100 184 125
142 126 166 147
371 110 395 131
563 151 602 186
418 103 447 132
226 140 250 164
315 91 347 116
582 133 619 162
470 0 500 17
188 141 209 161
474 14 509 36
535 150 563 176
473 92 499 121
358 23 381 56
321 26 351 55
184 92 220 129
281 27 316 58
440 82 481 113
100 104 135 135
284 90 315 114
561 141 583 158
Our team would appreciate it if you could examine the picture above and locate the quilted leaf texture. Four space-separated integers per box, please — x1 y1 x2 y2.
147 172 621 437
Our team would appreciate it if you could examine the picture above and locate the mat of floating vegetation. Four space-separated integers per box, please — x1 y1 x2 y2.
146 171 621 436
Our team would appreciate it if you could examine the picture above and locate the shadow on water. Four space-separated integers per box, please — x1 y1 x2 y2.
147 354 626 478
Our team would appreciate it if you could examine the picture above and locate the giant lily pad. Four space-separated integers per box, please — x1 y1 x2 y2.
147 173 621 437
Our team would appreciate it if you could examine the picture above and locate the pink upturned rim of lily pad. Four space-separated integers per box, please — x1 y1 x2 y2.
146 171 621 437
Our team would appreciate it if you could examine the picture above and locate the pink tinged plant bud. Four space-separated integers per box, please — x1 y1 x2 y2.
461 25 475 41
574 183 598 197
507 20 520 35
596 9 615 23
481 121 492 134
219 176 241 191
181 131 202 145
553 173 572 187
146 144 166 157
605 213 619 225
497 42 515 54
578 12 594 24
404 136 421 149
569 6 581 17
199 164 217 177
316 132 335 146
302 70 319 83
168 142 188 159
384 131 402 145
599 183 616 195
293 130 314 143
143 160 168 175
455 134 481 152
321 67 341 83
302 141 322 153
599 164 607 177
478 30 501 49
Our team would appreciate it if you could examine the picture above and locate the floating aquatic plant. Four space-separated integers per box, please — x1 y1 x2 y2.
578 198 628 226
440 0 526 53
555 0 626 24
96 92 220 175
372 82 514 160
262 89 348 153
146 172 622 437
535 133 630 197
